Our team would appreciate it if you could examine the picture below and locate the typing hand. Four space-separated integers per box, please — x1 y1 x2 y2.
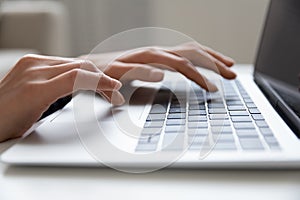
0 54 123 142
85 42 236 92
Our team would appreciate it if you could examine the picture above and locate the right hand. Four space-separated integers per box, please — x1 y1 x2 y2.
84 42 236 92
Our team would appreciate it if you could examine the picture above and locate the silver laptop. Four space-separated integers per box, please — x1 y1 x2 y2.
2 0 300 170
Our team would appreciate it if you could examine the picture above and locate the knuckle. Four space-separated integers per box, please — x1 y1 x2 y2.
77 59 96 69
18 54 38 64
177 57 190 66
185 42 202 51
15 54 39 71
68 68 81 81
22 54 38 60
145 47 160 56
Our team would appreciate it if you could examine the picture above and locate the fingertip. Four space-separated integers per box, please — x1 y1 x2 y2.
225 57 235 67
111 91 125 106
222 70 237 80
114 80 122 90
99 74 122 90
206 82 218 92
195 79 218 92
149 69 165 82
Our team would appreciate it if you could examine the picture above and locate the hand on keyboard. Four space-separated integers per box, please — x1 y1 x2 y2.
83 42 236 92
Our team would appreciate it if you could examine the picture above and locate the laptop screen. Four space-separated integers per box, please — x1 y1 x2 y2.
254 0 300 119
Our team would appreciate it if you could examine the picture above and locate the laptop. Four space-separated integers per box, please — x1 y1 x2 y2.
1 0 300 171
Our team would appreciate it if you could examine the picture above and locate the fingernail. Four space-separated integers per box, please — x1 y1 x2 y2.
149 69 164 81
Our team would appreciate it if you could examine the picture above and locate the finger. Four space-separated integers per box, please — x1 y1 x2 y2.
37 60 99 79
20 54 75 66
213 58 237 79
181 48 236 79
44 69 122 102
105 61 164 82
100 91 125 106
157 50 218 92
118 48 217 91
204 46 235 67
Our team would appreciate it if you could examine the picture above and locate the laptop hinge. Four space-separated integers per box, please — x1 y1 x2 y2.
254 73 300 138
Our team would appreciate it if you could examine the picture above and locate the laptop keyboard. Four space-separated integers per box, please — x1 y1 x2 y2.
135 80 281 152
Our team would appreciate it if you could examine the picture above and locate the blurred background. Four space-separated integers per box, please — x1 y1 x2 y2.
0 0 269 77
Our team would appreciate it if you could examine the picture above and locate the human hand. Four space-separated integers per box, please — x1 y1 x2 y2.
84 42 236 91
0 54 124 142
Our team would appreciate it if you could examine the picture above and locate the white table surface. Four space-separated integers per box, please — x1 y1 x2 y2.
1 65 300 200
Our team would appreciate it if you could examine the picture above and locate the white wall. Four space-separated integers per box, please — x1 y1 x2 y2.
60 0 269 63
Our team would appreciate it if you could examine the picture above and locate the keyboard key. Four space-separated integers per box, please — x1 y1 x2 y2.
189 104 206 110
259 128 274 136
240 94 250 99
188 128 209 136
209 114 229 120
213 134 235 143
231 116 252 122
252 114 264 120
166 119 185 126
227 105 246 111
188 115 207 122
189 110 207 116
165 126 185 133
211 126 233 134
167 113 186 119
233 122 255 129
244 98 254 103
169 107 186 113
144 121 164 128
147 114 165 121
249 108 261 114
239 138 264 150
229 111 249 116
246 103 257 108
226 100 243 106
224 96 240 101
255 120 269 128
141 128 162 135
236 129 259 138
207 103 225 108
208 108 227 114
209 120 231 127
188 122 208 129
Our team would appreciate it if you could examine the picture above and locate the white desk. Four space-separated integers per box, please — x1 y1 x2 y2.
1 139 300 200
